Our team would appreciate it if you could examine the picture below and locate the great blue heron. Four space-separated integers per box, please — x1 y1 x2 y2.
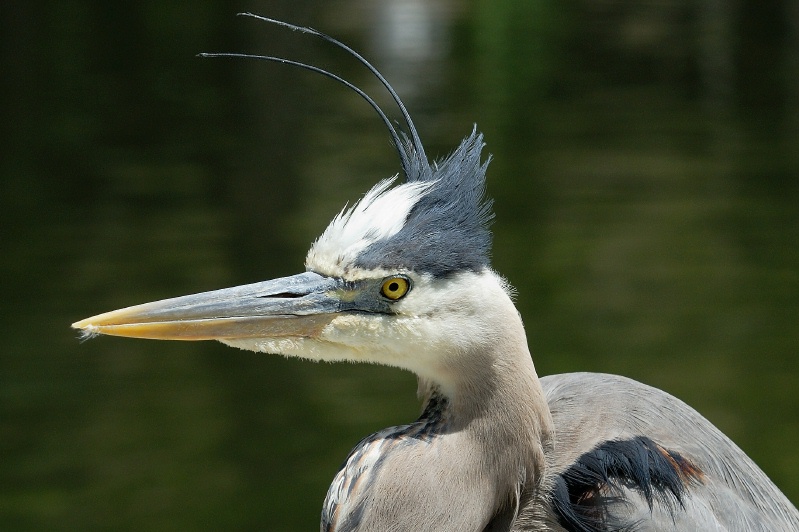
73 14 798 532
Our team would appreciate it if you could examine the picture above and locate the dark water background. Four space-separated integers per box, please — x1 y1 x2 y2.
2 1 798 530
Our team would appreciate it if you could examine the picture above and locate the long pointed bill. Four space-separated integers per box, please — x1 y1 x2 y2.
72 272 342 341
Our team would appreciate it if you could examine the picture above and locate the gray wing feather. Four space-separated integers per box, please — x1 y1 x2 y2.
534 372 799 531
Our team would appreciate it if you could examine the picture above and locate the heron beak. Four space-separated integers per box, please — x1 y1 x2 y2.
71 272 342 341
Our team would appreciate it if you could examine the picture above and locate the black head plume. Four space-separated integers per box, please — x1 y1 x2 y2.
199 13 429 182
201 14 494 277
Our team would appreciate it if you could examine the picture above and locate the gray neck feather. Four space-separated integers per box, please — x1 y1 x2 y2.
417 307 555 524
324 297 554 531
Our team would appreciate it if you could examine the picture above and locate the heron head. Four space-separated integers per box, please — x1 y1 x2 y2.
72 130 515 386
72 16 523 389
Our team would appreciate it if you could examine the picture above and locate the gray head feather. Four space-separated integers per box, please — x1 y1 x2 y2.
355 128 494 277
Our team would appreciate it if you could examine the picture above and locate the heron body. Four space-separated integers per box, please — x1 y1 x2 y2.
73 15 799 531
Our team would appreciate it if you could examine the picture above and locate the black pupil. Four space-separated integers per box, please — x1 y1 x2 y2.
388 282 399 292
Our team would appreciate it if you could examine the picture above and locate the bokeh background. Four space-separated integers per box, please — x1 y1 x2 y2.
3 1 798 530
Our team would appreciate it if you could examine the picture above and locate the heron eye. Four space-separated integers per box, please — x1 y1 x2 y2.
380 276 410 300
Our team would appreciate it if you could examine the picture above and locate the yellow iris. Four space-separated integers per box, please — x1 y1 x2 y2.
380 276 410 300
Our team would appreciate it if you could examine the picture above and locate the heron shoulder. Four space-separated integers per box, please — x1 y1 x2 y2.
530 372 799 531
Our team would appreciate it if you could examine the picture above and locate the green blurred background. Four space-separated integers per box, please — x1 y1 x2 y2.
2 1 798 530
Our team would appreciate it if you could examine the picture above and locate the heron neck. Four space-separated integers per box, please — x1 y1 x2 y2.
419 300 554 498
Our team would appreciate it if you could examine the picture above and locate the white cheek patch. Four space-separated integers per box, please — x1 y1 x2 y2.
218 270 519 392
305 177 432 276
220 335 368 363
